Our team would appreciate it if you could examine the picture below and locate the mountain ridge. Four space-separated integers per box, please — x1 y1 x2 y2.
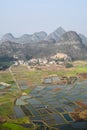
0 27 87 60
1 31 47 44
45 27 66 43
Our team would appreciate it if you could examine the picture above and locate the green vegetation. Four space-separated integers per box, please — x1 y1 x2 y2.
13 62 87 85
65 65 87 76
0 116 34 130
0 70 18 117
0 71 13 83
0 102 14 116
65 63 73 68
22 89 32 94
0 56 15 70
10 117 31 124
0 61 87 130
0 123 31 130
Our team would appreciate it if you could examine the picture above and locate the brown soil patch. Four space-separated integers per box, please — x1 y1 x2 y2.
78 73 87 79
71 108 87 121
76 101 87 109
71 102 87 121
52 88 62 92
79 110 87 120
0 116 7 123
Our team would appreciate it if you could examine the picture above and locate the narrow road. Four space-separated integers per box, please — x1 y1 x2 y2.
9 65 21 93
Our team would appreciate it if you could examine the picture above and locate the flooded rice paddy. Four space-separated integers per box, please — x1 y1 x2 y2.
14 79 87 129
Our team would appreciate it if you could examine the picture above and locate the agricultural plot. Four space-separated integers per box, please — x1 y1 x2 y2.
14 106 25 118
0 70 19 116
7 65 87 129
14 78 87 129
10 66 35 92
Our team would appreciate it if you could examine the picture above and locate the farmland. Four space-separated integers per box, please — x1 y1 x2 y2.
0 60 87 130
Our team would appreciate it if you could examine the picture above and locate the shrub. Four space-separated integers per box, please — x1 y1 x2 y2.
65 63 73 68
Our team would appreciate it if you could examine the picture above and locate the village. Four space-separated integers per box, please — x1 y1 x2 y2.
14 53 72 70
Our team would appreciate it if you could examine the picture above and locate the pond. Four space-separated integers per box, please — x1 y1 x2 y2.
63 114 73 121
20 85 29 90
71 121 87 129
14 106 25 118
0 85 6 89
14 79 87 128
15 98 27 105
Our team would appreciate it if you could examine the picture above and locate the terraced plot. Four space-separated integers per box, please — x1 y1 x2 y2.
8 65 87 129
14 79 87 129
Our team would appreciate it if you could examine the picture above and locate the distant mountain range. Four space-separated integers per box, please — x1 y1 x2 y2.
0 27 87 60
1 31 47 44
79 34 87 47
45 27 65 43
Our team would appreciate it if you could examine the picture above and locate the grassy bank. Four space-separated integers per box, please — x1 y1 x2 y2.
0 123 33 130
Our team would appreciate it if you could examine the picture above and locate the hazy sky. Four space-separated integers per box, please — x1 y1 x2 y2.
0 0 87 37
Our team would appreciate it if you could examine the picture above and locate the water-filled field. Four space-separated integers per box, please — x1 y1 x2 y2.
14 80 87 129
0 85 6 89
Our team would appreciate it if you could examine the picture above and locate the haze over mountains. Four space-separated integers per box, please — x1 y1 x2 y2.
1 31 47 44
0 27 87 60
45 27 65 43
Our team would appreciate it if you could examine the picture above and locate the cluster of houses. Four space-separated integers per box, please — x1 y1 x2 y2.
14 58 63 67
14 53 71 67
27 53 71 66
